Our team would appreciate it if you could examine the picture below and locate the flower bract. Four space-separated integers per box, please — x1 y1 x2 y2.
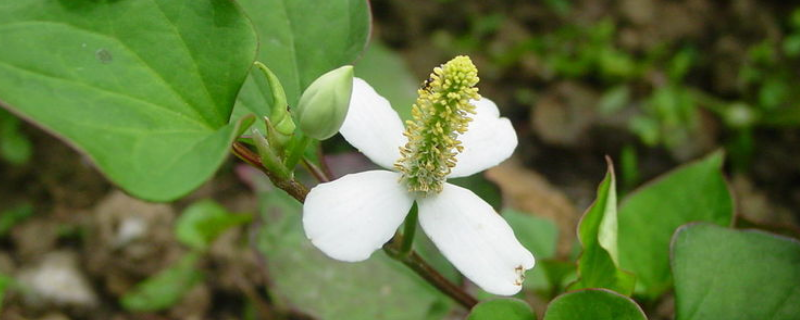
302 57 534 296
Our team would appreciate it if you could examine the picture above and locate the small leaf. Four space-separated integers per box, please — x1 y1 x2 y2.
543 289 647 320
0 273 11 312
175 200 251 251
672 223 800 320
568 160 635 296
618 151 733 298
0 203 33 237
467 299 537 320
0 0 258 201
120 253 204 312
0 110 31 165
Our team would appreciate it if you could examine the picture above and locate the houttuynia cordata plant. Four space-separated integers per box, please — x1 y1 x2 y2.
0 0 798 319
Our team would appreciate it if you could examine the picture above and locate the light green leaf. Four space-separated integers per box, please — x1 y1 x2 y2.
468 299 537 320
354 41 419 121
256 188 449 320
175 199 251 251
121 252 204 312
543 289 647 320
568 161 635 295
672 223 800 320
233 0 370 120
618 151 733 298
503 209 559 292
0 0 258 201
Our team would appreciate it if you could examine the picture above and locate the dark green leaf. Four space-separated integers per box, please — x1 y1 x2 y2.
468 299 537 320
672 223 800 320
568 161 635 295
175 199 251 251
121 253 204 312
0 0 258 201
618 151 733 298
543 289 647 320
354 42 419 121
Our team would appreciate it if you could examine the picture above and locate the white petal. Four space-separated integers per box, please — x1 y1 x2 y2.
339 78 407 169
450 98 518 178
417 183 535 295
303 170 413 262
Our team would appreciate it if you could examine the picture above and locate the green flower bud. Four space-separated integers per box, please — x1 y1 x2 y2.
296 65 354 140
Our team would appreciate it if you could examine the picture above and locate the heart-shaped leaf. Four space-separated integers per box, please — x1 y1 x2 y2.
233 0 371 120
671 223 800 320
617 151 733 298
468 299 537 320
543 289 646 320
0 0 258 201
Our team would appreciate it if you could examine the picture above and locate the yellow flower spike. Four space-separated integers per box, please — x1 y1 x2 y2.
395 55 481 194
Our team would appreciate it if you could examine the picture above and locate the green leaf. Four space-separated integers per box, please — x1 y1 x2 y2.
121 253 204 312
568 161 635 296
233 0 370 120
618 151 733 298
468 299 537 320
0 0 258 201
0 273 10 312
672 223 800 320
0 109 31 165
175 199 251 251
543 289 647 320
503 209 560 292
354 41 419 121
0 203 34 237
256 188 449 320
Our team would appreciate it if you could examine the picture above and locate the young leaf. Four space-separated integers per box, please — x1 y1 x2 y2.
0 0 258 201
617 151 732 298
568 160 635 296
543 289 647 320
175 200 252 251
467 299 537 320
121 253 204 312
233 0 371 120
671 223 800 320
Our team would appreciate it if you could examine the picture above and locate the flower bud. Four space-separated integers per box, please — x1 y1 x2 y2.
296 65 354 140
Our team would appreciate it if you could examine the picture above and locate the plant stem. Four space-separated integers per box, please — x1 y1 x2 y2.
232 141 479 310
232 142 308 202
399 204 419 257
384 239 478 309
302 158 330 182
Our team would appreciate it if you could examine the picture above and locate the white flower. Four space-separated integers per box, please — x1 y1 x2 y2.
302 78 534 296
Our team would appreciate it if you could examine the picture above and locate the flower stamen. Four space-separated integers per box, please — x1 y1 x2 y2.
394 56 481 194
